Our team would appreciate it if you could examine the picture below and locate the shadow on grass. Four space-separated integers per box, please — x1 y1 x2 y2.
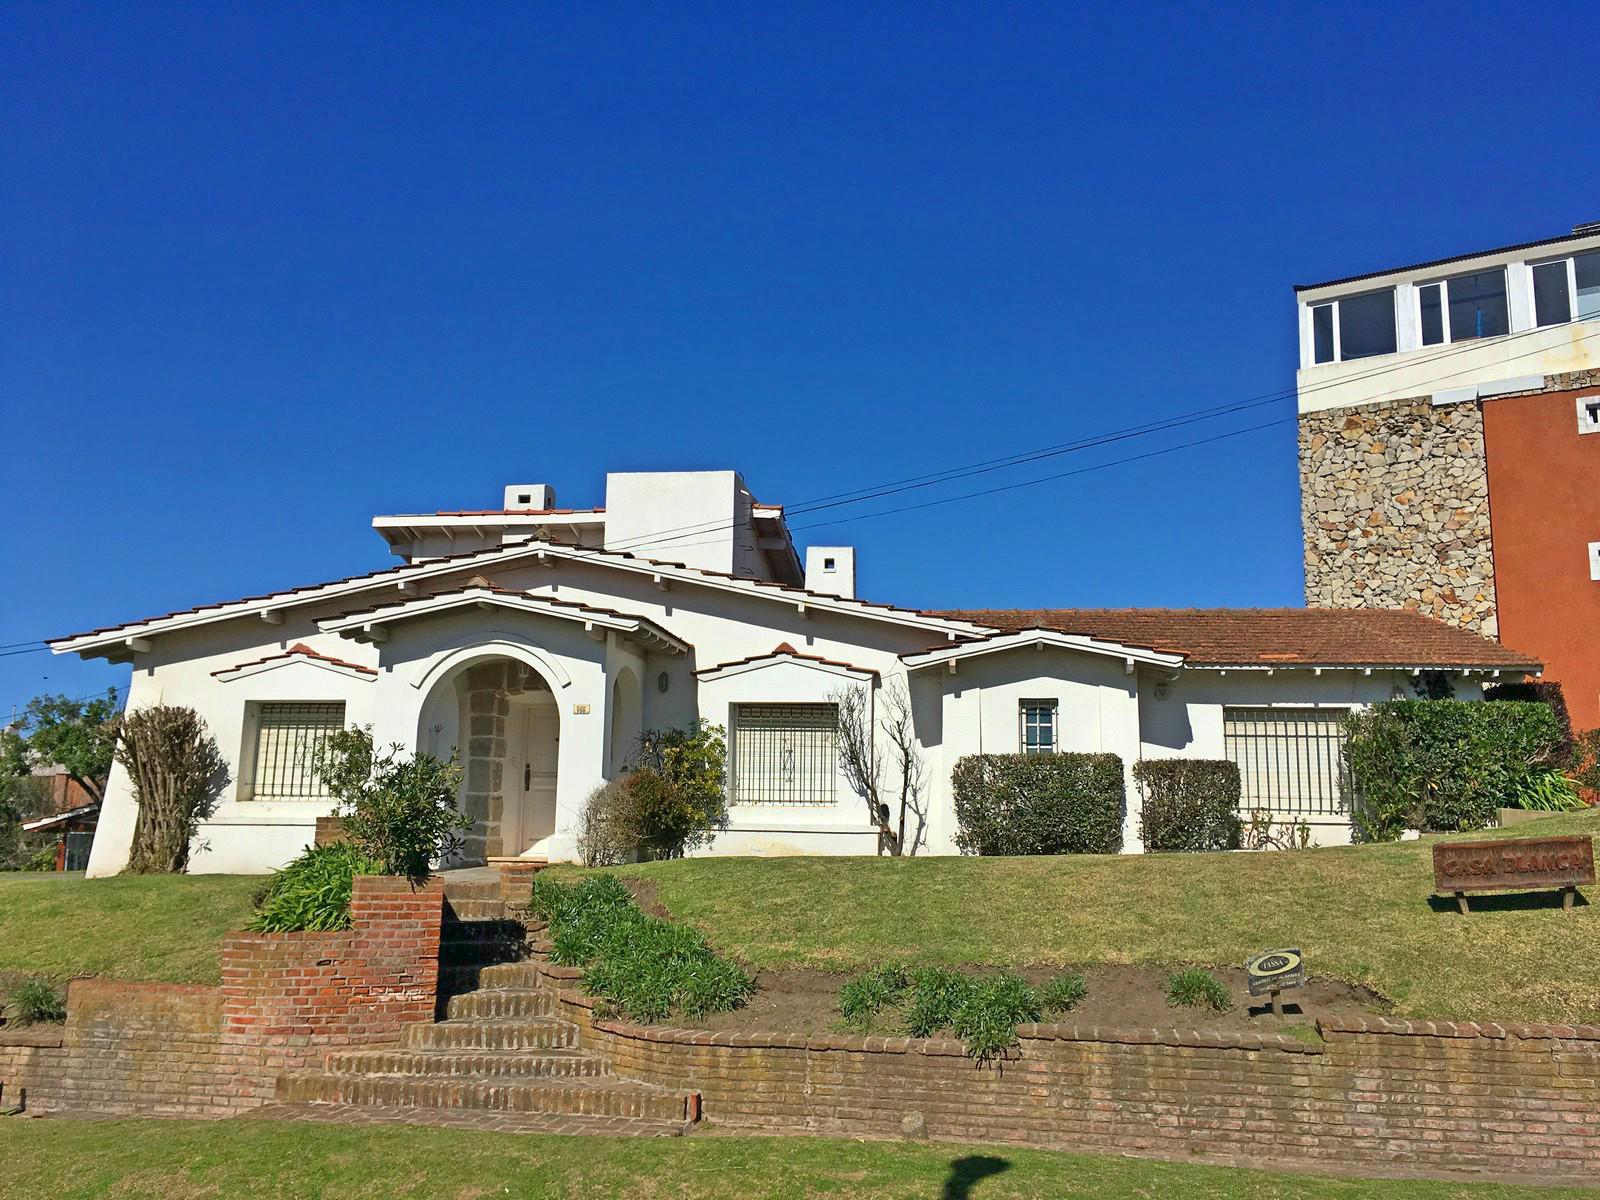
1425 890 1588 914
943 1154 1010 1199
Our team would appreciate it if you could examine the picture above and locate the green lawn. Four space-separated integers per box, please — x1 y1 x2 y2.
0 872 262 986
605 809 1600 1024
0 1119 1589 1199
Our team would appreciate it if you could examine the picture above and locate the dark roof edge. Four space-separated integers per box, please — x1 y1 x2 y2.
1293 228 1598 294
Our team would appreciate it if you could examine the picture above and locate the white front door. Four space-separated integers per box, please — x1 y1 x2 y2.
506 695 559 855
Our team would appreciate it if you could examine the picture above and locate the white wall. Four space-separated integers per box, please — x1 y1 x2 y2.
603 470 743 576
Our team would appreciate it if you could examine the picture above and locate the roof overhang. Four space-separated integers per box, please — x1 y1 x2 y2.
317 587 690 655
1190 662 1541 676
902 629 1186 675
211 644 377 683
373 510 605 550
696 644 878 684
21 803 100 833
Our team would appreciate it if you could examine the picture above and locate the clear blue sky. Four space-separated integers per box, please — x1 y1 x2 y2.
2 1 1594 715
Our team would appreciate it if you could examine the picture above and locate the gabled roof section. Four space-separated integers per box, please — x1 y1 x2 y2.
211 643 378 683
902 628 1186 674
696 641 879 682
928 608 1540 671
317 581 689 654
50 541 984 660
21 803 99 833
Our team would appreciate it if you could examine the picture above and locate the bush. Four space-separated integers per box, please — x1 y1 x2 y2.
314 727 470 884
7 977 66 1025
531 875 753 1023
1133 759 1242 852
628 721 729 858
117 705 229 874
1342 700 1567 840
835 966 1087 1061
248 842 385 933
1484 681 1575 769
1506 770 1586 813
1039 972 1088 1016
576 781 637 867
951 753 1124 856
1573 729 1600 804
1165 968 1230 1013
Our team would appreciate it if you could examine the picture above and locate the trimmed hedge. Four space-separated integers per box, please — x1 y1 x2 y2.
951 753 1124 856
1342 699 1566 840
1483 680 1575 769
1133 759 1242 852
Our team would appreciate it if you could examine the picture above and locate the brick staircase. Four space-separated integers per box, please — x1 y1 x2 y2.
261 876 699 1136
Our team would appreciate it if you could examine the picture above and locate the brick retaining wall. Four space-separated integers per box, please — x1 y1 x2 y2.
535 959 1600 1177
0 875 444 1117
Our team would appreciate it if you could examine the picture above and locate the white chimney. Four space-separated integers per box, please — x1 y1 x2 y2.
805 546 855 598
503 483 556 511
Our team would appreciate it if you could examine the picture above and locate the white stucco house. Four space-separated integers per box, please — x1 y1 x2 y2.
52 470 1539 877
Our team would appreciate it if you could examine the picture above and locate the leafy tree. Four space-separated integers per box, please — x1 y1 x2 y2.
628 720 729 858
118 705 229 874
0 689 121 806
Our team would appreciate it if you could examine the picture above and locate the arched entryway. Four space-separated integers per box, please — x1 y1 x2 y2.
609 666 642 773
416 654 562 863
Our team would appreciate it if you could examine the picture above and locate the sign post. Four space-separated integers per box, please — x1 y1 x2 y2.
1244 948 1305 1017
1432 835 1593 914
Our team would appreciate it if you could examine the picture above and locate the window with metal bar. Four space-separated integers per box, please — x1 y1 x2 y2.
732 703 838 806
246 702 346 801
1019 700 1057 754
1222 707 1349 817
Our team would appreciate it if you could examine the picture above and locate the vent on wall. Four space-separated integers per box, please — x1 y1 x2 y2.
1580 396 1600 436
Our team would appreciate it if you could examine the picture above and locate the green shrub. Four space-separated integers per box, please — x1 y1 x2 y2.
576 780 636 867
7 977 66 1025
248 842 385 933
951 753 1124 856
1133 759 1242 852
628 721 729 859
1484 681 1575 768
1342 700 1567 840
1039 972 1088 1016
838 964 910 1028
1165 968 1230 1013
314 727 470 883
902 966 973 1038
1507 770 1586 813
951 973 1041 1062
1574 729 1600 803
531 875 753 1023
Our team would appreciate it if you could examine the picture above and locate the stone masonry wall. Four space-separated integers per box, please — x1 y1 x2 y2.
537 957 1599 1179
1299 397 1498 635
0 875 443 1117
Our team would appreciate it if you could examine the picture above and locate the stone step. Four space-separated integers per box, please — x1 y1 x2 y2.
406 1018 578 1052
324 1047 609 1081
475 962 547 990
246 1101 691 1137
277 1072 697 1122
444 898 509 921
447 988 556 1021
441 880 500 902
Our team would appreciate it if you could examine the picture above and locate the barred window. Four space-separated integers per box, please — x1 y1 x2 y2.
732 703 837 806
1019 700 1057 754
245 702 345 801
1223 707 1349 817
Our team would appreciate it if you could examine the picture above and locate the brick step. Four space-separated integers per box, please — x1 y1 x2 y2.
447 988 556 1021
475 962 548 990
444 898 510 921
245 1101 691 1136
277 1072 697 1122
324 1046 609 1081
406 1018 578 1051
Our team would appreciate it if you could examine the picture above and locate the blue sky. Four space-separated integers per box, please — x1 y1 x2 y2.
2 1 1595 714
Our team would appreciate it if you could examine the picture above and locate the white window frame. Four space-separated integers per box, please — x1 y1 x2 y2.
1308 288 1398 365
1579 395 1600 436
1589 541 1600 583
239 700 346 802
1019 699 1058 755
1529 251 1600 328
1416 266 1512 346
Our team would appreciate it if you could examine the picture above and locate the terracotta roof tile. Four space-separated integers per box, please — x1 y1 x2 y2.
925 608 1539 670
211 643 377 677
697 643 880 678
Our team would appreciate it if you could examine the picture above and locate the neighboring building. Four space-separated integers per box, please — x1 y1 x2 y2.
52 469 1536 875
1296 222 1600 726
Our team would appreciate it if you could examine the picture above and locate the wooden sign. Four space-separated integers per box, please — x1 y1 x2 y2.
1245 949 1304 1017
1433 835 1593 914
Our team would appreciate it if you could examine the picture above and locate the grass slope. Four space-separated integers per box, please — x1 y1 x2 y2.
0 872 262 986
610 810 1600 1023
0 1119 1589 1199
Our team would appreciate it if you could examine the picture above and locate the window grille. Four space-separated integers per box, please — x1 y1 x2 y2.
732 703 838 806
1019 700 1057 754
248 702 345 801
1223 707 1349 817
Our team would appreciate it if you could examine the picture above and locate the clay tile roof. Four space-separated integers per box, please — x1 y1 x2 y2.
696 642 879 677
924 608 1540 669
211 643 377 677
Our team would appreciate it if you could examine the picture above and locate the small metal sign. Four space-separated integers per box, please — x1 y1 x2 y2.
1245 949 1305 998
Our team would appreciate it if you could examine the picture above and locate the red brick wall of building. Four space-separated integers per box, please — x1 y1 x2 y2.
1483 385 1600 728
